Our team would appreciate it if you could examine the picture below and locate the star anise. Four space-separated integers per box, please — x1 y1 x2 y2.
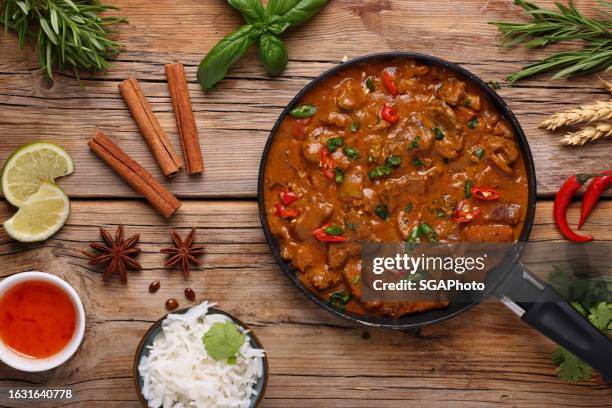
84 225 141 283
160 228 205 279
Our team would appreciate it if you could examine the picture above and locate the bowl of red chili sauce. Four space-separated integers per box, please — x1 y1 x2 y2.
0 271 85 372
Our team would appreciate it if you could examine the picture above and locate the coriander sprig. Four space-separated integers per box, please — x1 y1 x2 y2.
1 0 127 80
490 0 612 83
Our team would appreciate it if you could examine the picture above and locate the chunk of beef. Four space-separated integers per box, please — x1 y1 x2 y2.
461 224 514 242
302 127 336 163
340 166 365 199
438 79 466 106
323 112 351 128
485 135 519 175
486 203 521 225
493 120 513 139
335 78 365 111
305 263 336 290
293 241 324 270
292 196 333 240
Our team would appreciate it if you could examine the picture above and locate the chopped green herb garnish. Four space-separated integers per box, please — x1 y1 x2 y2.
327 137 344 153
368 156 401 179
464 99 472 107
343 146 361 160
487 80 501 90
290 104 317 118
366 78 375 92
468 118 478 129
473 146 485 160
324 225 344 235
334 168 345 183
419 222 439 243
202 321 245 365
347 222 357 231
432 127 445 140
409 136 421 150
412 157 424 167
349 122 361 132
464 179 473 199
367 155 375 163
404 203 413 213
375 204 389 220
328 289 351 310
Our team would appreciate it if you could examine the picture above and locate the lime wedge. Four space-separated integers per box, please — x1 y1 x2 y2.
1 142 74 207
3 182 70 242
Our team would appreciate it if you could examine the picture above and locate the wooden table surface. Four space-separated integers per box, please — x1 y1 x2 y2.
0 0 611 406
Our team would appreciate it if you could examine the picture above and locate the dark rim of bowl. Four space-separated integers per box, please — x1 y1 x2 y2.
257 52 537 329
133 306 269 408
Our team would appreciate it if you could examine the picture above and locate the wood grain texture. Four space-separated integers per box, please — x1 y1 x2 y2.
0 0 610 198
0 200 610 407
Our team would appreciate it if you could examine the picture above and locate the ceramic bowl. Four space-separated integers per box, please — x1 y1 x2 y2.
0 271 86 372
133 306 268 408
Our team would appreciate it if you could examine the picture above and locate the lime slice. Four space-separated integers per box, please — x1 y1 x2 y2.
3 182 70 242
1 142 74 207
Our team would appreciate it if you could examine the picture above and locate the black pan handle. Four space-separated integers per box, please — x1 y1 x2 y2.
494 262 612 382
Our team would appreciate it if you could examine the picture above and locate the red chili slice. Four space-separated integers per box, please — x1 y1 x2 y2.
279 190 299 206
313 223 347 243
292 118 310 139
472 187 499 201
274 202 301 219
452 200 480 223
382 70 398 97
320 148 335 179
381 103 399 124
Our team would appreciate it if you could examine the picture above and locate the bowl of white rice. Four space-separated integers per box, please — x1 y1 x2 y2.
133 302 268 408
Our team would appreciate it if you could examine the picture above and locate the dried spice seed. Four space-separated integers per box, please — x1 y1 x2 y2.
149 281 161 293
184 288 196 301
160 228 206 279
83 225 141 283
165 299 179 310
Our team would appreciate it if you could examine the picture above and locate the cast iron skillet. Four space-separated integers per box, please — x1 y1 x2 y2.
257 52 612 381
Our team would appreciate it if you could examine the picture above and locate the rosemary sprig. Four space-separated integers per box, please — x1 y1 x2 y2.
1 0 127 80
490 0 612 83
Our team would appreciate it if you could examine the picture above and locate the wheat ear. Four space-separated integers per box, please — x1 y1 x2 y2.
560 123 612 146
539 101 612 130
596 75 612 94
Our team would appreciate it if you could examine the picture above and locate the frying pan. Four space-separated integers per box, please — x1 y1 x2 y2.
257 52 612 381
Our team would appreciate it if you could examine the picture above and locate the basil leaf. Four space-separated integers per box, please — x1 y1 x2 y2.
197 25 259 91
258 33 288 76
228 0 265 24
267 0 301 16
267 0 328 34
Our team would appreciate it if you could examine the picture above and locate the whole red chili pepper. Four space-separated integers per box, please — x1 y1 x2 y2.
320 149 335 179
279 190 299 206
381 103 399 124
554 174 600 243
578 170 612 229
274 202 300 219
472 187 499 201
382 70 398 97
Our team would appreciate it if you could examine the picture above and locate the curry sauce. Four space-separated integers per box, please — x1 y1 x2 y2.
263 58 529 318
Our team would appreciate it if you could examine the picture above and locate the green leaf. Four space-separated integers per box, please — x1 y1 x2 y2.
267 0 301 16
203 321 246 363
588 302 612 331
228 0 265 24
50 8 60 35
197 25 259 91
258 32 288 76
268 0 328 34
551 348 592 382
40 18 59 45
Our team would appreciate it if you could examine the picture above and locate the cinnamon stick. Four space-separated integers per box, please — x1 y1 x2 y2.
165 63 203 174
88 131 182 218
118 77 183 177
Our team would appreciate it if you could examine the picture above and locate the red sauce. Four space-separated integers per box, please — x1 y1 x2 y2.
0 280 76 358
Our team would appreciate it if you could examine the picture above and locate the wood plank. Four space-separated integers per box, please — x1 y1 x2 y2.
0 0 609 198
0 199 610 407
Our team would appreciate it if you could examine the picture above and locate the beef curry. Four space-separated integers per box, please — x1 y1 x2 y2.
263 58 529 318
